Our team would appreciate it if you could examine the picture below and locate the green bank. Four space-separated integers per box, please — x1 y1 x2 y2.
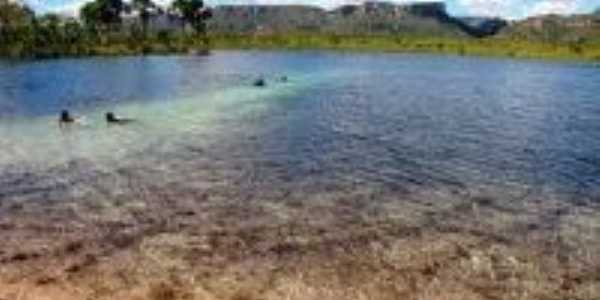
209 33 600 61
3 31 600 62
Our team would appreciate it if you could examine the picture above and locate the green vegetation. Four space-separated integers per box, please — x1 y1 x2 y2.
0 0 211 58
1 0 599 61
211 33 600 61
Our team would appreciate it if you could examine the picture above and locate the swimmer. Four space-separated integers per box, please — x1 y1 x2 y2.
58 110 80 129
253 78 266 87
105 112 134 125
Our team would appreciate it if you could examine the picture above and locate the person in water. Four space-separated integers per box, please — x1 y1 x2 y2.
106 112 134 125
59 110 78 129
253 78 266 87
60 110 74 123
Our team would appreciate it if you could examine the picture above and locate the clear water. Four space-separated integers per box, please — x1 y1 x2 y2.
1 51 600 203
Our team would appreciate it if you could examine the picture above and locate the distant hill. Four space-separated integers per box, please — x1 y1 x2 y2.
458 17 508 36
208 5 326 34
208 2 505 38
499 14 600 42
207 1 600 43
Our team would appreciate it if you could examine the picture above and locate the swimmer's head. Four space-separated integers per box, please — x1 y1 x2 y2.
106 112 116 122
60 110 71 122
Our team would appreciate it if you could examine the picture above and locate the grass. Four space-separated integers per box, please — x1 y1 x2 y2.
2 31 600 62
209 33 600 62
0 32 205 58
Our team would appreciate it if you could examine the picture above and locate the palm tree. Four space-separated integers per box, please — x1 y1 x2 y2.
170 0 211 36
0 0 33 28
80 0 125 29
132 0 156 35
0 0 35 54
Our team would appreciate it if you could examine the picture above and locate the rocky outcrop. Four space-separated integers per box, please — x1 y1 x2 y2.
499 14 600 42
208 1 496 37
207 5 326 34
458 17 508 36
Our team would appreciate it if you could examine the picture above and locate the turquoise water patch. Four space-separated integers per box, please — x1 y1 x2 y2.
0 70 316 172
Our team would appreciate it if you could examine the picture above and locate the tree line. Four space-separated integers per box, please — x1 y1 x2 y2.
0 0 212 58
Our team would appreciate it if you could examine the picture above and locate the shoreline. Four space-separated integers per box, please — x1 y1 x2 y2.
2 34 600 63
209 34 600 63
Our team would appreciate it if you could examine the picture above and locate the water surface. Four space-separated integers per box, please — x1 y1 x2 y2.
1 51 599 203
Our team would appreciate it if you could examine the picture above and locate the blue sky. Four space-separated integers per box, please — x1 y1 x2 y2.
25 0 600 19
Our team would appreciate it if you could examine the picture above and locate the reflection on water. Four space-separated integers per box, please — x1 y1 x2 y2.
1 51 600 204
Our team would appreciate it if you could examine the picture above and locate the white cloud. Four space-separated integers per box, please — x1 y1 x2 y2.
457 0 583 18
53 1 86 16
530 0 580 15
457 0 525 18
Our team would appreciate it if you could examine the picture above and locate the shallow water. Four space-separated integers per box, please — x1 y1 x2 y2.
1 51 600 204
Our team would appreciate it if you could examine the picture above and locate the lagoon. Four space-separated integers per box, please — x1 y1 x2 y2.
1 51 599 200
1 51 600 299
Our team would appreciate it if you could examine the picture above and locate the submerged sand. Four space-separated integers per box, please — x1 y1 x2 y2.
1 168 599 300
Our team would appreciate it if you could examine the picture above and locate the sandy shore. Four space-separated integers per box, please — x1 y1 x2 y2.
1 172 600 300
